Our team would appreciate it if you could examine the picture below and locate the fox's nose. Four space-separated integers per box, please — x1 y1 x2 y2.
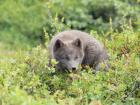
72 67 76 70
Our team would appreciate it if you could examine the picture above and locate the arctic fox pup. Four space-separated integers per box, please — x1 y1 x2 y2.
48 30 109 71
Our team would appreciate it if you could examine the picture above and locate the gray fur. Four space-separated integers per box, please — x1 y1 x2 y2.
48 30 109 71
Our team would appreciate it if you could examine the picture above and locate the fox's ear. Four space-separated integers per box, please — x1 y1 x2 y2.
54 39 64 51
73 38 82 48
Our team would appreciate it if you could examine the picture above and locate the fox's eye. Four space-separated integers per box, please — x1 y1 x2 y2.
75 56 78 60
65 56 70 60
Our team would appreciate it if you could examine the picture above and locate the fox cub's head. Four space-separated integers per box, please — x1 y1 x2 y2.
53 38 84 70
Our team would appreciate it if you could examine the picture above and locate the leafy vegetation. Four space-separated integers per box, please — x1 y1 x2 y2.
0 0 140 105
0 0 140 46
0 28 140 105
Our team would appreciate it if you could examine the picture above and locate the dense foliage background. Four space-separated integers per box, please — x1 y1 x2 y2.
0 0 140 105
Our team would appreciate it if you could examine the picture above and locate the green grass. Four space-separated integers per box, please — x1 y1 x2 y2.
0 29 139 105
0 28 39 50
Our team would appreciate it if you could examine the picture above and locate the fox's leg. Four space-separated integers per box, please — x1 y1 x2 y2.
95 64 100 71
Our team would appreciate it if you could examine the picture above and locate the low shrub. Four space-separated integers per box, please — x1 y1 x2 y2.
0 29 139 105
